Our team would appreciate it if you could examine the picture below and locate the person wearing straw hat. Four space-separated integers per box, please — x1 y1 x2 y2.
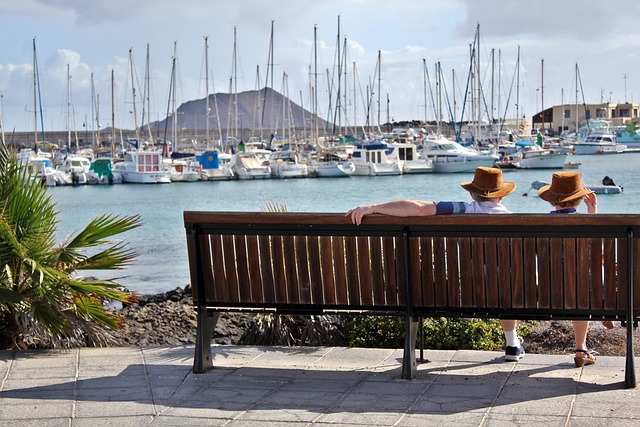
346 166 525 361
538 171 606 367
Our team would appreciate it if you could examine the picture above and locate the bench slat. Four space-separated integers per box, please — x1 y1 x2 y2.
418 237 434 307
234 235 252 302
308 236 324 305
386 237 401 306
537 238 551 308
370 237 385 305
245 236 263 303
281 236 298 303
485 238 499 307
471 238 485 307
510 238 524 309
258 236 276 303
603 238 617 310
320 236 336 305
563 238 577 309
446 237 460 307
333 237 349 304
523 238 538 308
550 238 563 309
345 237 360 305
295 236 312 304
498 238 511 308
576 238 590 310
458 238 473 307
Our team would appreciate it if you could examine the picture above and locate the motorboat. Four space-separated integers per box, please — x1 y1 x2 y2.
420 135 498 173
529 177 623 195
229 152 271 180
268 150 308 178
387 141 433 174
306 150 355 178
574 122 627 155
497 141 569 169
168 158 201 182
350 140 402 176
57 155 92 185
88 158 122 184
119 150 172 184
196 150 234 181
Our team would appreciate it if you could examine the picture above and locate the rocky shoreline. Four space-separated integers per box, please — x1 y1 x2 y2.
110 286 639 357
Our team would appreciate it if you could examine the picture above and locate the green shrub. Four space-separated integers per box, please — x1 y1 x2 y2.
344 315 531 351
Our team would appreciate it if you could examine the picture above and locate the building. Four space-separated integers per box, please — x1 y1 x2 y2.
532 102 640 135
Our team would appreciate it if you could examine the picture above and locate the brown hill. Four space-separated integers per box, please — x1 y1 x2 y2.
152 87 328 133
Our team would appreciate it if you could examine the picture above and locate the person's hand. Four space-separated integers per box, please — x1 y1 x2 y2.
584 192 597 213
345 206 372 225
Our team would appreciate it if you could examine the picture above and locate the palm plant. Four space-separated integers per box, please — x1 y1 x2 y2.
0 143 142 349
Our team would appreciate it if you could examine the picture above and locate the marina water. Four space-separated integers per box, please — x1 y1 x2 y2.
49 153 640 295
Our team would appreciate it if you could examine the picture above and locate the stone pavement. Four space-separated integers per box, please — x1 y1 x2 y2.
0 345 638 426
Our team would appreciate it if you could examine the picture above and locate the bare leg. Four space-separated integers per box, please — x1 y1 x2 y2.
573 320 589 355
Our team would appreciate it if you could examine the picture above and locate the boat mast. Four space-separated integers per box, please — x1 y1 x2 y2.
515 46 520 134
32 38 46 150
66 64 72 151
128 48 140 143
142 44 154 144
313 24 318 144
204 36 210 147
541 58 545 132
111 69 115 157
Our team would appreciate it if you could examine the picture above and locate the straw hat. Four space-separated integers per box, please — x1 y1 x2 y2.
460 166 516 198
537 171 594 204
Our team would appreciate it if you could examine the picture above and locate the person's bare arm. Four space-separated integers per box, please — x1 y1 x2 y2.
345 199 436 225
584 192 597 214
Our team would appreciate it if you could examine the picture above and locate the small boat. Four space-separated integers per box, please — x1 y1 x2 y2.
169 158 201 182
306 150 355 178
229 152 271 180
57 155 92 185
88 158 122 184
196 150 234 181
268 150 308 178
529 177 623 195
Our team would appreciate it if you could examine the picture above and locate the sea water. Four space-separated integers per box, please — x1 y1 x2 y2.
48 153 640 295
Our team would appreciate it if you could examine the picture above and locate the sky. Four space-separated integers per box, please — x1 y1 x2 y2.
1 0 640 135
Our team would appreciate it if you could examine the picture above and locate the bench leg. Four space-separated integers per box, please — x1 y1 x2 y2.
625 318 636 388
193 307 220 374
402 317 419 379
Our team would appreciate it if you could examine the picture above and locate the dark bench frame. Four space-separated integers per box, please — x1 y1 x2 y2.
184 211 640 388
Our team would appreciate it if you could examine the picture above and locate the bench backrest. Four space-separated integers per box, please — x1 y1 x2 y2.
184 211 640 320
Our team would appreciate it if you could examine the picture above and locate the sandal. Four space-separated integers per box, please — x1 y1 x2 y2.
574 349 597 367
601 320 614 329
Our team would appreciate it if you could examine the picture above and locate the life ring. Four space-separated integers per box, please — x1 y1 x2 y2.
502 156 509 163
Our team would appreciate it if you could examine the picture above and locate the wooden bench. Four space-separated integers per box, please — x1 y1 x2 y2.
184 211 640 388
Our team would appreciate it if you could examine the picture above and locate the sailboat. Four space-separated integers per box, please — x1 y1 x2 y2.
305 23 355 178
196 36 233 180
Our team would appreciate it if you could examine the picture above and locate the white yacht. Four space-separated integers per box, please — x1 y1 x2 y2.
574 129 626 155
229 152 271 180
350 140 402 176
387 141 433 174
119 151 172 184
306 150 355 178
420 136 498 173
268 150 308 178
168 158 201 182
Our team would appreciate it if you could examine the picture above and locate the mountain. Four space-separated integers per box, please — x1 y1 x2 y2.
151 87 327 134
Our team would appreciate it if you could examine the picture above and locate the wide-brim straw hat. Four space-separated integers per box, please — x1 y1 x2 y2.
538 171 594 203
460 166 516 198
